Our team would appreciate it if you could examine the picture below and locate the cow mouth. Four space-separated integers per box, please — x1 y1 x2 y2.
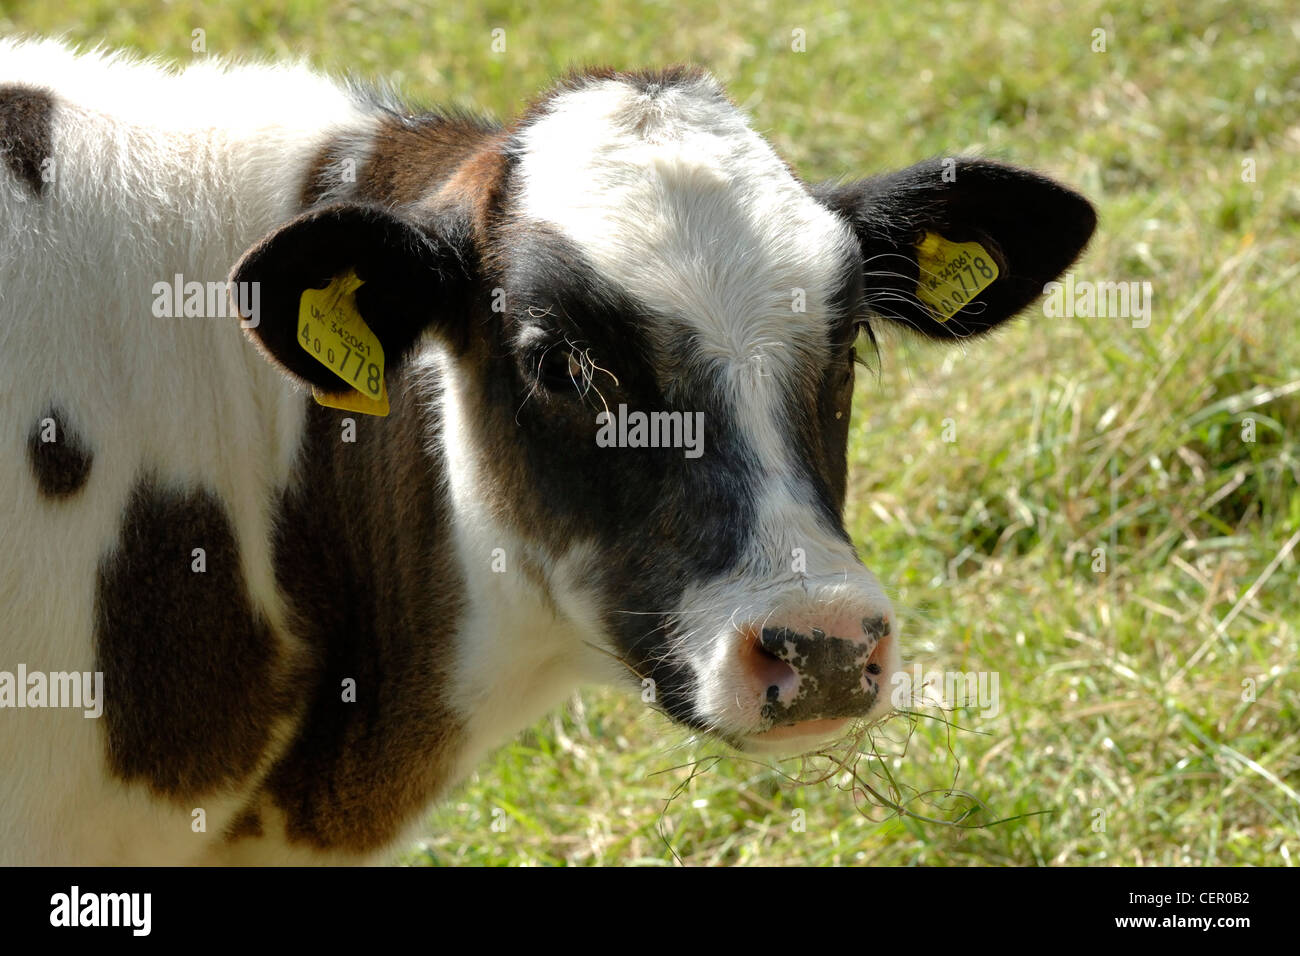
738 717 853 755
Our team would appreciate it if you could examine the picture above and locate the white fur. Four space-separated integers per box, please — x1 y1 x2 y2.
420 349 619 786
0 38 377 863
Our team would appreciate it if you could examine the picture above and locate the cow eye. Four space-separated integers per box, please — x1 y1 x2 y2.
536 345 586 392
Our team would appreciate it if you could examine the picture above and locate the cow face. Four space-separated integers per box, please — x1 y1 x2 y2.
233 69 1095 755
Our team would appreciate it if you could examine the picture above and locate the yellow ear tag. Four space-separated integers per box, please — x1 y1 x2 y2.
311 379 390 416
915 232 1000 322
297 270 389 416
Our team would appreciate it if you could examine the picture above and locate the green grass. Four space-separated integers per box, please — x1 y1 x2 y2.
6 0 1297 865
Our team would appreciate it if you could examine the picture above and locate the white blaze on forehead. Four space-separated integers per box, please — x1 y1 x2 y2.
511 77 859 454
513 76 857 368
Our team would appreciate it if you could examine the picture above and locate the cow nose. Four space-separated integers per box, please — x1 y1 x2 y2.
745 614 892 727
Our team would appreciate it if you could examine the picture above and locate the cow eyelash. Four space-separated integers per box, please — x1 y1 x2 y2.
533 341 620 399
532 343 583 392
855 319 880 367
836 346 859 387
831 342 866 373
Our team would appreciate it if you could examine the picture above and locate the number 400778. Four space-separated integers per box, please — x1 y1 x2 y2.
300 319 382 397
929 255 996 316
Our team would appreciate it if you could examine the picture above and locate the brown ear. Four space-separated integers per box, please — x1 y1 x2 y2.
815 158 1097 339
229 202 475 396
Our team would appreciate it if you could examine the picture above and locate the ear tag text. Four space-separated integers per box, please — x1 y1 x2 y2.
915 232 999 322
298 270 389 416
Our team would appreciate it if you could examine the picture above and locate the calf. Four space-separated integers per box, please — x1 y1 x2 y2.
0 38 1095 864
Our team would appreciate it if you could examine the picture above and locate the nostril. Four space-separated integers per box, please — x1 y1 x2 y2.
739 627 800 699
758 626 800 662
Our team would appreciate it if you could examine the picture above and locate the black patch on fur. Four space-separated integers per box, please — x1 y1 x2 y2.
94 479 284 799
0 84 53 197
465 225 761 730
779 252 866 531
27 407 92 498
263 378 464 853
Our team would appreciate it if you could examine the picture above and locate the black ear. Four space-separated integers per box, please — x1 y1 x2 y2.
814 158 1097 339
229 202 474 396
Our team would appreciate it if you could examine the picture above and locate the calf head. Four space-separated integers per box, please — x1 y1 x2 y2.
233 68 1095 754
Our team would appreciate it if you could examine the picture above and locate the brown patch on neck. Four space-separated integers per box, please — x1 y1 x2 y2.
429 131 510 244
264 370 465 854
0 84 54 197
298 137 348 209
299 111 502 212
224 804 264 842
359 113 501 208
